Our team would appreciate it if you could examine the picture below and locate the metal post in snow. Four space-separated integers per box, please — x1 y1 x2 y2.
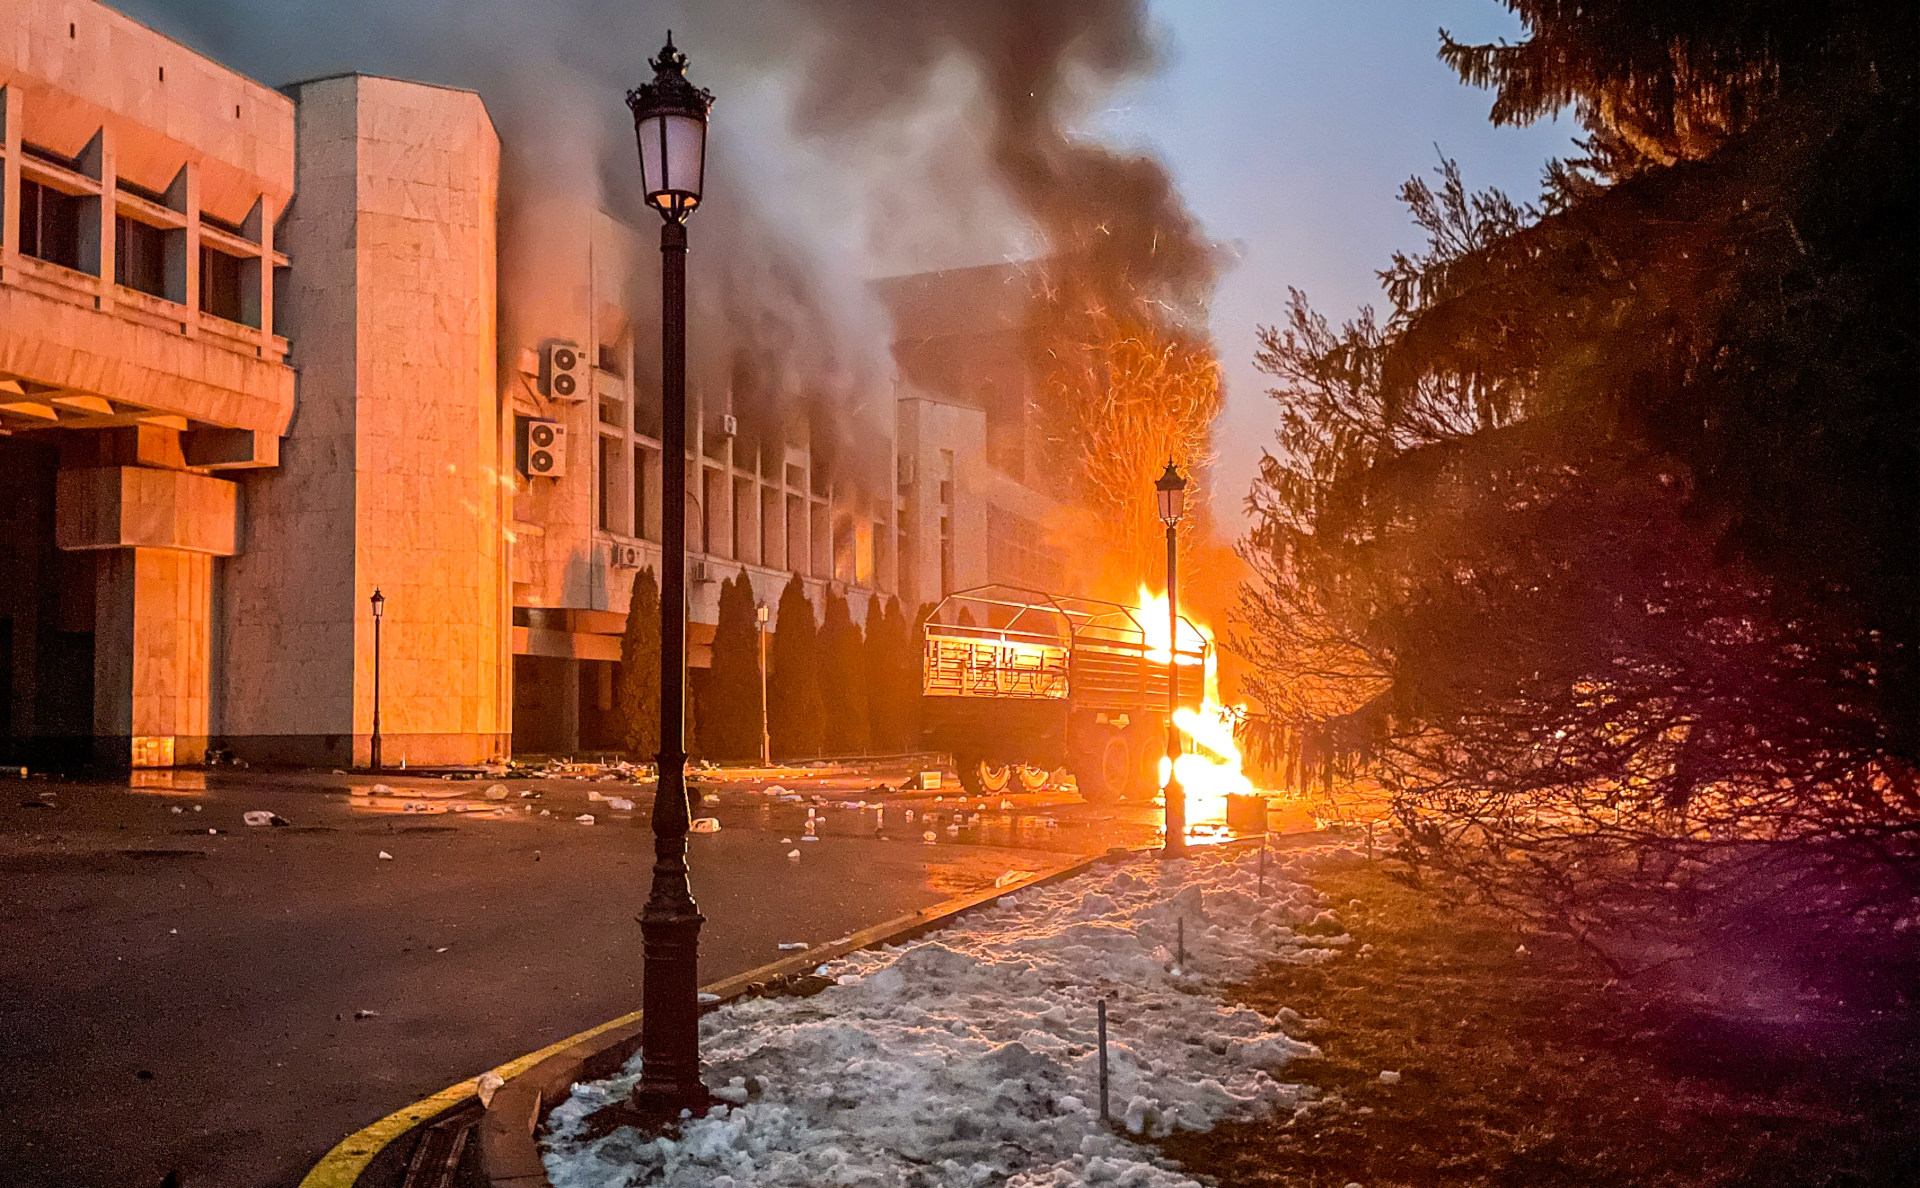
1097 998 1110 1125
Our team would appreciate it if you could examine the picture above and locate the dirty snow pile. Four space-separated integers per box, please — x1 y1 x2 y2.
544 844 1359 1188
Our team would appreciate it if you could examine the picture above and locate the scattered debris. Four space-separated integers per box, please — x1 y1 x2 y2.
476 1070 505 1108
575 814 596 825
922 831 938 844
697 992 721 1004
800 835 820 843
377 851 394 860
1379 1070 1402 1085
787 849 801 862
170 806 183 814
777 942 810 951
242 811 291 827
484 784 510 800
353 1009 380 1020
995 870 1038 888
606 797 635 812
690 818 721 833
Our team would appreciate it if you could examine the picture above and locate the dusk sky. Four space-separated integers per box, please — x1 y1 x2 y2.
1099 1 1579 524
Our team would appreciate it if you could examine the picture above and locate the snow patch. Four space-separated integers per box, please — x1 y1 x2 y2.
545 845 1357 1187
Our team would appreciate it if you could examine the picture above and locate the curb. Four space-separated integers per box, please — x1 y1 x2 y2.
299 847 1121 1188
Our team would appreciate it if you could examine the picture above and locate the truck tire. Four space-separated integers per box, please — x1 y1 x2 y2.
1072 735 1133 806
954 753 987 797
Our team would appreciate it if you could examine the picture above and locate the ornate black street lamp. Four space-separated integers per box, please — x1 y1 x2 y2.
369 588 385 772
1155 461 1188 858
618 32 715 1126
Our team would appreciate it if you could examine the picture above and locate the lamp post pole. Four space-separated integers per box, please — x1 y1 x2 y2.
620 34 714 1127
369 589 385 772
1155 462 1188 858
757 604 771 766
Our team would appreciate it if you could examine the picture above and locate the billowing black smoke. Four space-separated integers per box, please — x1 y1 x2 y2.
114 0 1215 475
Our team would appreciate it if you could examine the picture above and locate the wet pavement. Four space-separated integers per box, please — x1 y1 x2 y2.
0 760 1306 1188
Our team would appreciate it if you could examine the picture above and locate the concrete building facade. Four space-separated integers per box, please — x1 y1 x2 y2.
2 0 1059 768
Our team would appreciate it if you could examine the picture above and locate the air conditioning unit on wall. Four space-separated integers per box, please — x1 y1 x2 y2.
541 340 584 400
519 417 567 478
610 543 643 569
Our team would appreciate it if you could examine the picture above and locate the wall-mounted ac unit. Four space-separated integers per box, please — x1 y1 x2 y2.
689 559 712 584
720 413 738 437
610 543 643 570
519 417 567 478
540 340 584 400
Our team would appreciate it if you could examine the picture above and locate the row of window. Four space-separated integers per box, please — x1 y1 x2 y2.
14 179 253 325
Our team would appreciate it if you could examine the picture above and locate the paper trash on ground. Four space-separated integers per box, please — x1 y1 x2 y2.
545 843 1359 1188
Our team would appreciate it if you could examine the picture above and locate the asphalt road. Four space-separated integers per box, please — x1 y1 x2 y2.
0 762 1203 1188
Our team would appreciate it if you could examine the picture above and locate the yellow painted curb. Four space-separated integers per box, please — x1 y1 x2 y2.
296 1004 645 1188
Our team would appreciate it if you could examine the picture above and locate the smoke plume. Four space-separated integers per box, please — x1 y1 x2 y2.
115 0 1218 494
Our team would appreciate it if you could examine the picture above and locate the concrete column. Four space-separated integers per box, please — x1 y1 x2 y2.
1 85 20 272
93 547 214 767
181 161 200 330
250 194 277 346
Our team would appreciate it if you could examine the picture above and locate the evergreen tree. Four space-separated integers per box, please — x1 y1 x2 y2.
767 575 824 759
615 567 660 760
701 573 764 760
862 597 901 752
903 602 936 752
819 592 871 755
1235 2 1918 984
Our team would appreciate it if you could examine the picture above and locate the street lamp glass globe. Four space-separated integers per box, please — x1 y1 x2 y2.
369 589 385 619
627 35 713 222
1155 460 1187 525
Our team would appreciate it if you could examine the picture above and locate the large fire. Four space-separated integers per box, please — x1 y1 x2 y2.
1135 586 1258 831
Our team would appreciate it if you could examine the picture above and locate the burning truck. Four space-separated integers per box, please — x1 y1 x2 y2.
921 584 1251 806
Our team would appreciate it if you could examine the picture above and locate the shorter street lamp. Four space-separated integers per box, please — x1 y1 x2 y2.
1155 462 1188 858
369 589 386 772
757 603 772 766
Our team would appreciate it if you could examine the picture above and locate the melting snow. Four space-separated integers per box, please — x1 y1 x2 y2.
544 844 1357 1187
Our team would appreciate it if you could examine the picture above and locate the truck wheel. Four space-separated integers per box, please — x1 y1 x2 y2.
954 754 987 797
979 762 1012 793
1073 735 1132 806
1016 764 1051 793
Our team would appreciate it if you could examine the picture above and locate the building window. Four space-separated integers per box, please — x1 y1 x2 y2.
114 214 169 298
597 344 624 376
633 444 654 542
18 179 85 272
598 435 615 531
199 245 245 322
939 514 954 597
987 507 1061 590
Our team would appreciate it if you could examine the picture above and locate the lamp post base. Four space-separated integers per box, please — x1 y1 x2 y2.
1161 775 1188 859
582 898 713 1138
